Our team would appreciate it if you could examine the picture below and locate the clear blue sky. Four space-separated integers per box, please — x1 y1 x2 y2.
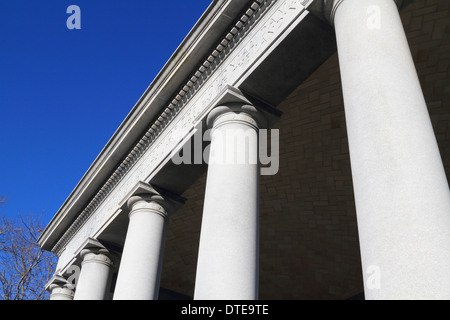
0 1 212 225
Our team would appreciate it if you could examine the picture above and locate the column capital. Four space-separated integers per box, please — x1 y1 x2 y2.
127 194 169 219
323 0 405 26
206 103 268 131
45 275 75 300
201 85 281 130
119 181 185 219
75 238 114 268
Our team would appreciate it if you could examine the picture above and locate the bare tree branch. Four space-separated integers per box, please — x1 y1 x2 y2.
0 211 56 300
0 195 7 208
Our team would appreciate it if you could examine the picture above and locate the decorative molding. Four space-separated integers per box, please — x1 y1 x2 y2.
51 0 307 258
323 0 405 26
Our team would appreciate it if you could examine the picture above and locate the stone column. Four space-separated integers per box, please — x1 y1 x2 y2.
194 103 267 300
328 0 450 299
113 184 183 300
73 240 113 300
46 275 75 300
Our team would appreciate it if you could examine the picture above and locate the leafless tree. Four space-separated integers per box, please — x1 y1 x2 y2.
0 196 9 248
0 198 56 300
0 195 7 209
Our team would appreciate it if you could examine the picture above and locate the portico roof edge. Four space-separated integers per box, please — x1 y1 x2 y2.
38 0 276 253
38 0 258 251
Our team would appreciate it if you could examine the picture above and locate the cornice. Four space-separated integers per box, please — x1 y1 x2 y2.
39 0 236 252
43 0 278 255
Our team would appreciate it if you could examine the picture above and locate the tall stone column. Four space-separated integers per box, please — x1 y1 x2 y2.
194 103 267 300
46 275 75 300
113 183 183 300
328 0 450 299
73 239 113 300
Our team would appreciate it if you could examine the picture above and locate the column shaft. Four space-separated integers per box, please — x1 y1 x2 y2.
73 249 113 300
113 197 168 300
194 104 263 300
334 0 450 299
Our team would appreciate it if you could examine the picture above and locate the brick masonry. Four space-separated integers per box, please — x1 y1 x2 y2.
159 0 450 299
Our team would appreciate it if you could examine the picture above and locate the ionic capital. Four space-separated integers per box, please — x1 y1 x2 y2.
204 86 281 131
76 238 113 268
119 181 185 220
206 103 268 131
45 275 75 300
323 0 404 26
127 194 169 219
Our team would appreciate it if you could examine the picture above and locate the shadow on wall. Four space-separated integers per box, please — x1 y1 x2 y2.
159 287 192 300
